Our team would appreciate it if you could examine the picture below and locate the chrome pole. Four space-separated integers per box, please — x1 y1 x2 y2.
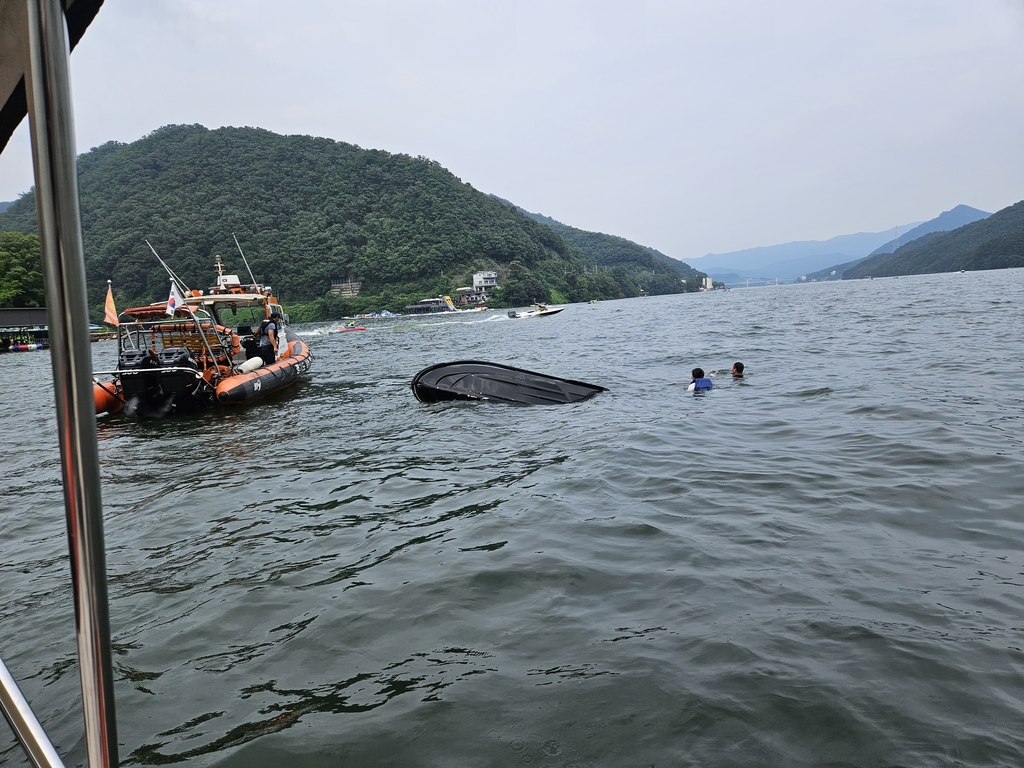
0 657 66 768
23 0 119 766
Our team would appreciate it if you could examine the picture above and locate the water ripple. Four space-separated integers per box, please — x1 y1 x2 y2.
2 271 1024 766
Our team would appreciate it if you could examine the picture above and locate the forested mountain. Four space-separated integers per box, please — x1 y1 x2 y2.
0 125 703 318
0 201 13 213
500 201 706 293
864 205 990 257
0 232 43 307
843 199 1024 279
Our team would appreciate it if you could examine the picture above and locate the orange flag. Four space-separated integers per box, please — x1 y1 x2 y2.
104 282 119 326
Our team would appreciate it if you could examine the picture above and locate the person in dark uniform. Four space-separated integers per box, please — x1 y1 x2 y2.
258 311 281 365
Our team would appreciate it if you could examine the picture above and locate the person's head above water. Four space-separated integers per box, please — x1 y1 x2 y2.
689 367 713 391
732 362 744 377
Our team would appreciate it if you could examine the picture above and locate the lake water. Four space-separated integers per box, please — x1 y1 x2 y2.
2 270 1023 767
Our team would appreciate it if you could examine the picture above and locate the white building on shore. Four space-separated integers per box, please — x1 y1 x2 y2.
456 271 500 305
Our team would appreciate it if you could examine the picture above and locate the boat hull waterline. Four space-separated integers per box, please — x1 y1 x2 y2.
412 360 606 405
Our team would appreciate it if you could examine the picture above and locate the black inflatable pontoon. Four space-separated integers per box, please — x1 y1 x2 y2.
412 360 607 405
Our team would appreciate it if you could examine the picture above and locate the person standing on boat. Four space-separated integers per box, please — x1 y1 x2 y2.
258 311 281 365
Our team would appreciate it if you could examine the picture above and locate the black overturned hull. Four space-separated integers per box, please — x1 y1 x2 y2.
412 360 606 405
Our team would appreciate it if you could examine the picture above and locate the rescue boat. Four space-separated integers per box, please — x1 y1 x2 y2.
93 257 312 417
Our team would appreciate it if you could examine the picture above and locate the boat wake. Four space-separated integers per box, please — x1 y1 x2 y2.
417 314 505 327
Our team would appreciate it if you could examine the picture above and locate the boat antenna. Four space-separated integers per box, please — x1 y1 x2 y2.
233 233 260 290
145 240 191 293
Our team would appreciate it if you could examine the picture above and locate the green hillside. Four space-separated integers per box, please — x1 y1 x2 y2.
0 232 43 307
0 124 697 318
843 200 1024 279
508 204 705 293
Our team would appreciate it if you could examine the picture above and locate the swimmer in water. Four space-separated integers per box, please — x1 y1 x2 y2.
732 362 744 378
688 367 713 392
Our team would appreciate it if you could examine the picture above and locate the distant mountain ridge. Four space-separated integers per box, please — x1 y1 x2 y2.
843 199 1024 279
0 201 13 213
865 205 990 257
693 225 922 280
701 204 995 282
806 205 993 280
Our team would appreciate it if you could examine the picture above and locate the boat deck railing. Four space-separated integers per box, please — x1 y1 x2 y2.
116 310 239 376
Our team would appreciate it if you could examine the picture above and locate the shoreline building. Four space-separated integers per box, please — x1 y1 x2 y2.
456 271 499 305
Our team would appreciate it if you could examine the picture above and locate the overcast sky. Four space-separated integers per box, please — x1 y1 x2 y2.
2 0 1023 261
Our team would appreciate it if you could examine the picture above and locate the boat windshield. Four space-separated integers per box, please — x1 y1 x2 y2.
207 302 268 333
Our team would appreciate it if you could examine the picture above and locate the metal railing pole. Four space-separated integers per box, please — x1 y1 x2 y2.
0 657 66 768
23 0 119 765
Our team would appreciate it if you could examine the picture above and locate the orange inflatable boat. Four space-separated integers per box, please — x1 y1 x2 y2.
93 257 312 417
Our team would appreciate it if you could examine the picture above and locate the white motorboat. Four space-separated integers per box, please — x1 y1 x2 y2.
507 304 565 319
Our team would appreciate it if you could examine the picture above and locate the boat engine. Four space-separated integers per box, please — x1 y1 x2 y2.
156 347 198 393
118 349 160 398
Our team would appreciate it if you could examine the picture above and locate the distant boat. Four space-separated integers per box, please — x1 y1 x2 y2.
507 304 565 319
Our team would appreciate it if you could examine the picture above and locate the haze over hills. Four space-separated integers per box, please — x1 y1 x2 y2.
695 203 997 282
864 205 990 257
0 201 13 213
0 124 708 317
691 225 922 281
843 199 1024 279
805 205 994 281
